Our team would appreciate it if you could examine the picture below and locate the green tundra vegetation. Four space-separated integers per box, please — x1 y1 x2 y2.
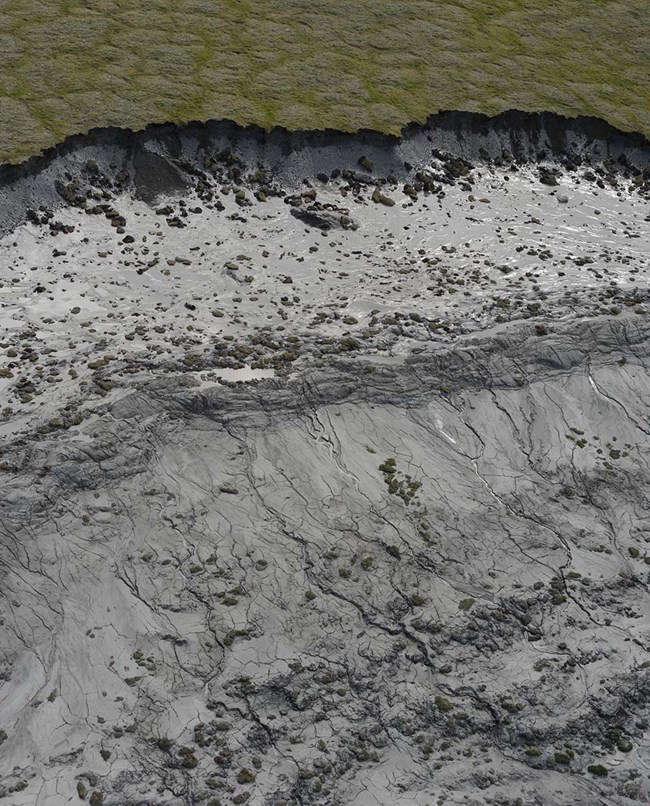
0 0 648 164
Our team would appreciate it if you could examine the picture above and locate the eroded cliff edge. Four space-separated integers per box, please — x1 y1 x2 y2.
1 110 649 235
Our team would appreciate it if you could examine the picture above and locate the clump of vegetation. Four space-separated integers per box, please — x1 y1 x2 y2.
338 337 360 352
372 188 396 206
177 746 199 768
378 458 421 505
157 737 174 751
237 768 256 784
554 750 573 765
548 576 567 605
434 695 454 712
378 458 397 475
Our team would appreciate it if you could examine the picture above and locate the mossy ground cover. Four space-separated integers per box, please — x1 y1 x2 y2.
0 0 648 163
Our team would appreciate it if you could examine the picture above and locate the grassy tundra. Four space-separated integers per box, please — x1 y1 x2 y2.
0 0 648 163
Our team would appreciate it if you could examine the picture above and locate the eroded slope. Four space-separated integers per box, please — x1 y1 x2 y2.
1 319 650 805
0 120 650 805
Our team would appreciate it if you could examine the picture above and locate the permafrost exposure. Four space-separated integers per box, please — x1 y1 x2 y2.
1 112 650 805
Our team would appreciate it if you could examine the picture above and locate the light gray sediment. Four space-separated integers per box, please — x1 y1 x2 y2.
1 114 650 805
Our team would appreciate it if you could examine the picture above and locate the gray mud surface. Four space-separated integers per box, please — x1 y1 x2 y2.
1 115 650 805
